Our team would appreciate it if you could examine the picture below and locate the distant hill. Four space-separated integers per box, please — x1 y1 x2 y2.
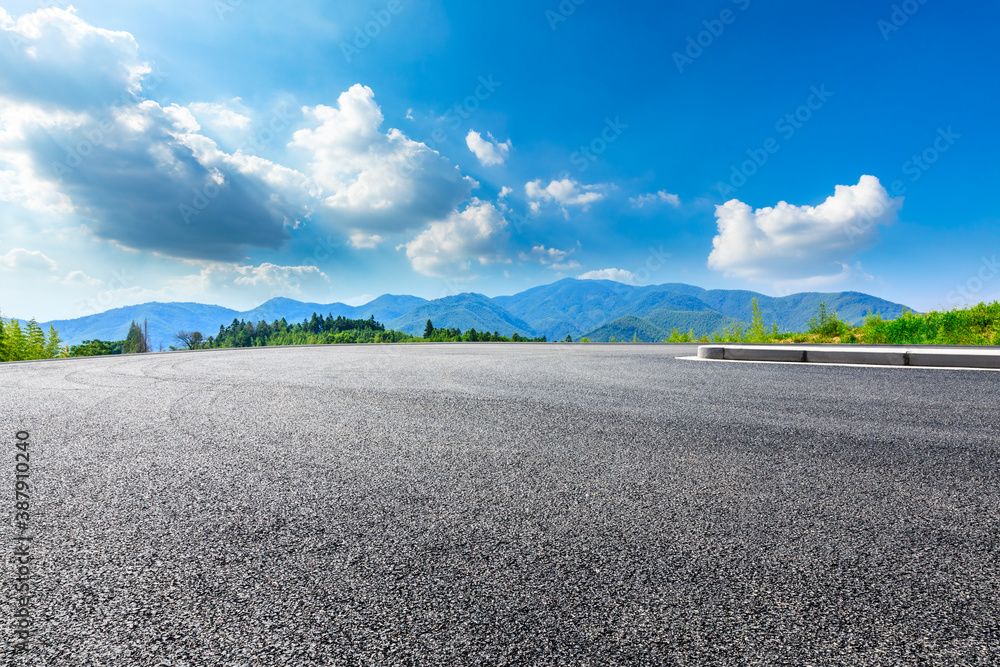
387 293 536 337
583 315 668 343
496 279 909 340
26 278 912 349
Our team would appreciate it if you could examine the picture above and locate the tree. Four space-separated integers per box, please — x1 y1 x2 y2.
749 297 769 343
2 319 27 361
175 330 204 349
424 319 434 339
807 302 849 337
565 334 573 342
123 320 143 354
44 325 62 359
25 319 46 359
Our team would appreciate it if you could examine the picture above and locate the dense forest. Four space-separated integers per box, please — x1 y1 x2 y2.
181 314 547 349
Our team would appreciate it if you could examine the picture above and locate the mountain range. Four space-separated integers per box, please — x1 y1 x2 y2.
27 278 911 349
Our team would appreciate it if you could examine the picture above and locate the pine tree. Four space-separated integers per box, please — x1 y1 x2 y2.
3 319 26 361
749 297 768 343
26 319 46 359
44 325 62 359
123 320 142 354
424 319 434 339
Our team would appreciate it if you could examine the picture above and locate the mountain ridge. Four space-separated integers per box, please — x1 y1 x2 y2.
22 279 912 350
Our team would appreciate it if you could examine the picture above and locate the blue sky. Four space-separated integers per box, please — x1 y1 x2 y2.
1 0 997 320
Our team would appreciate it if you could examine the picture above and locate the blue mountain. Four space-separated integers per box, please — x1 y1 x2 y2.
26 278 912 349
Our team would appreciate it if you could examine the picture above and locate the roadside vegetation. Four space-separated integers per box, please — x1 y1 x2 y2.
696 298 1000 346
4 301 1000 363
0 311 63 361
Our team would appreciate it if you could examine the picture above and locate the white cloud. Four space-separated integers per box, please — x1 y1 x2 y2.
498 186 512 199
525 178 604 217
773 262 874 294
400 199 509 276
0 8 316 261
349 232 384 249
0 247 57 272
69 262 332 316
708 175 902 282
519 244 580 270
630 190 680 208
578 268 638 285
0 7 150 110
1 9 483 264
291 84 477 238
344 293 376 306
466 130 511 167
60 269 102 286
188 101 252 132
227 263 329 292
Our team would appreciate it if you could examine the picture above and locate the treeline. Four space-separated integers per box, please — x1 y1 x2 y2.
421 319 546 342
173 314 547 350
0 312 63 362
190 314 406 348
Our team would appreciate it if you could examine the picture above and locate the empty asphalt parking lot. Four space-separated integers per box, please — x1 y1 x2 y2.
2 344 998 665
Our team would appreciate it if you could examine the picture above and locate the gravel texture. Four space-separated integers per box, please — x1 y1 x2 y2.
1 343 998 665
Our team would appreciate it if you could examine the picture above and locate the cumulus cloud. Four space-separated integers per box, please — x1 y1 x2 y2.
226 263 329 291
0 8 315 261
498 186 512 199
188 101 252 132
0 9 483 264
773 262 874 294
630 190 680 208
291 84 477 237
466 130 511 166
708 175 902 282
400 199 509 276
525 178 604 217
0 248 58 272
72 262 332 315
519 244 580 270
0 7 150 111
60 269 102 286
578 268 638 285
349 232 384 249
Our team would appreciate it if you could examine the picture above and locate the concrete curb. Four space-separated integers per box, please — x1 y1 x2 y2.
697 344 1000 369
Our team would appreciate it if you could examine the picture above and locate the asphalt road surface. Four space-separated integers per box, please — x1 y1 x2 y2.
2 344 998 665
